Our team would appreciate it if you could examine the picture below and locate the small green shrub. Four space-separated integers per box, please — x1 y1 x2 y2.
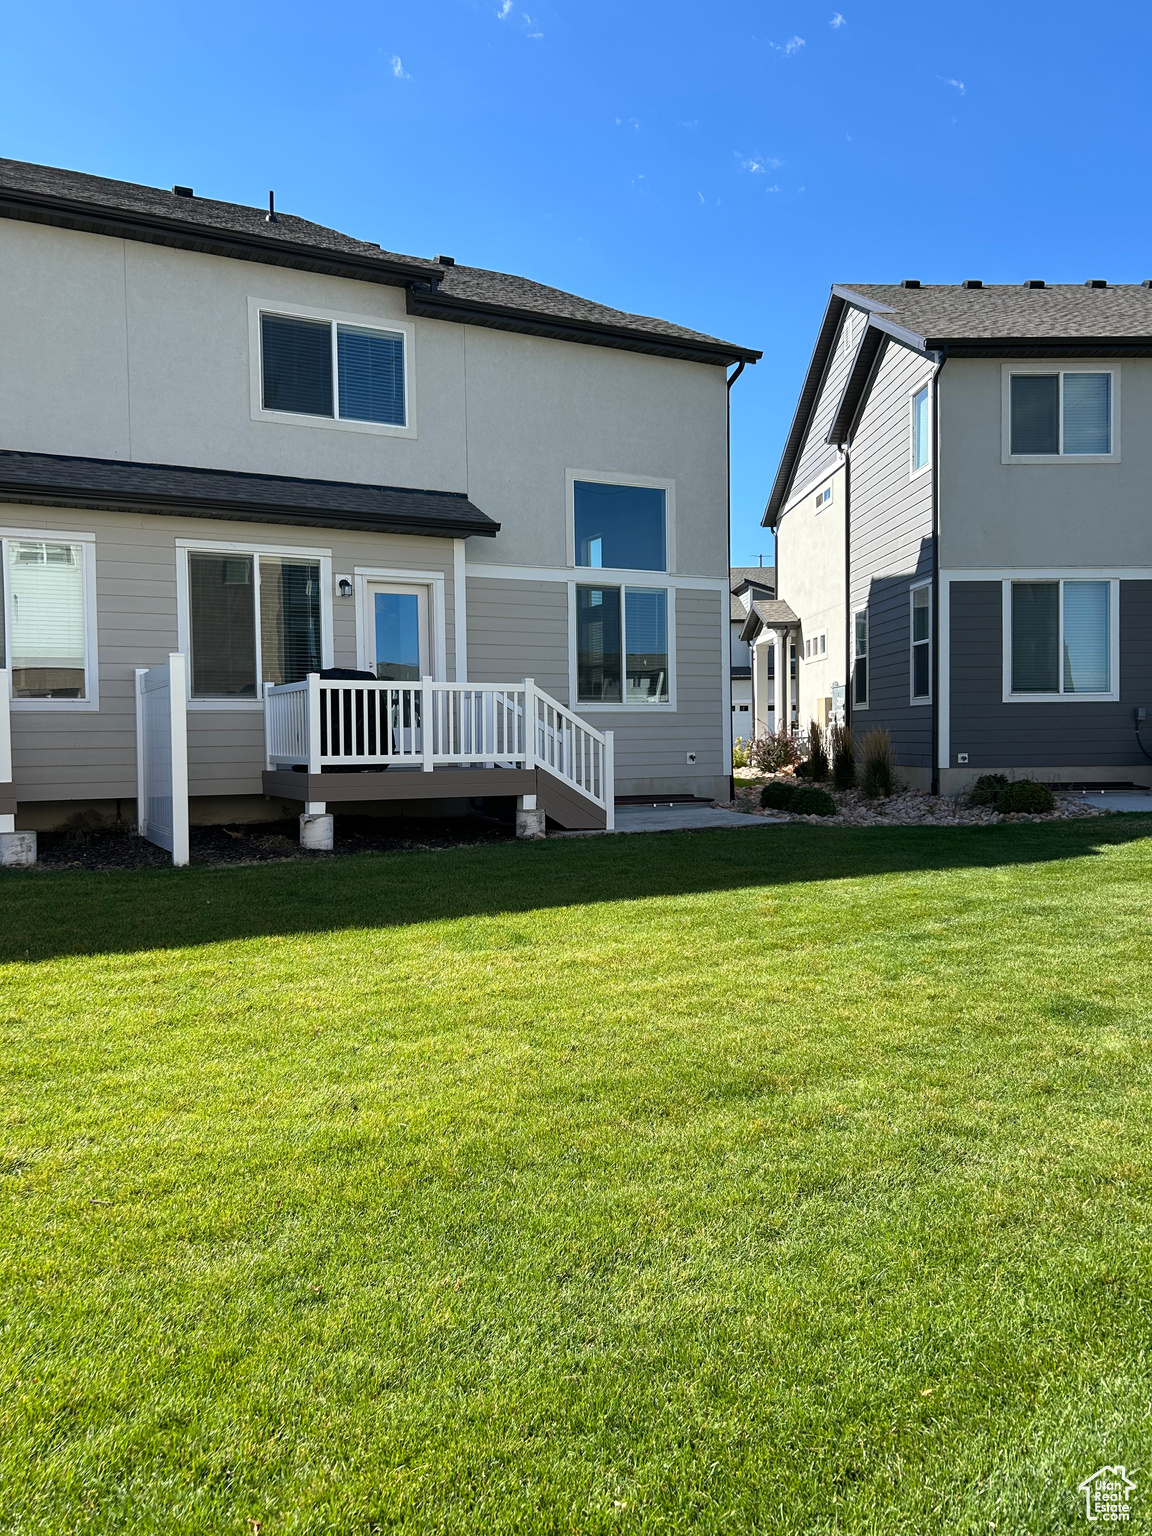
793 757 812 779
830 722 856 790
732 737 750 769
789 786 837 817
995 780 1056 815
969 773 1009 807
859 728 895 798
806 721 829 782
760 782 797 811
748 731 801 774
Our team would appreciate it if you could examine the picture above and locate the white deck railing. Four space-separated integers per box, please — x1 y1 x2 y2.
265 675 613 823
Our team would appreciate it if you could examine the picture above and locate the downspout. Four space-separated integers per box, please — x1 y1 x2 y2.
842 444 852 730
930 352 946 797
726 358 747 797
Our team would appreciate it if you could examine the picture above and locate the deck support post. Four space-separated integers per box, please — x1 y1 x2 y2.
0 828 36 866
300 807 333 850
515 793 545 840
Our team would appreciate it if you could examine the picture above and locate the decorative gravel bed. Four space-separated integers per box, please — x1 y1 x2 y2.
723 777 1109 827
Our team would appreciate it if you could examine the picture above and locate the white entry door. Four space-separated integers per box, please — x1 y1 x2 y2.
363 583 430 681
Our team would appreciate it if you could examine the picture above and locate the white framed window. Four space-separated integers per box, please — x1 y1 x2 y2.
853 609 868 708
803 632 827 660
0 528 98 711
911 582 931 703
911 384 931 475
1002 365 1119 463
1003 578 1119 701
248 298 416 438
572 583 673 708
176 539 333 707
566 470 675 575
814 484 833 512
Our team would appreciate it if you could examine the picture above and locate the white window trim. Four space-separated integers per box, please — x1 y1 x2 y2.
565 468 676 576
852 608 869 710
175 537 333 709
2 527 99 712
247 297 417 439
1001 363 1120 465
909 383 932 480
910 579 932 706
351 567 447 682
568 580 677 711
1001 576 1120 703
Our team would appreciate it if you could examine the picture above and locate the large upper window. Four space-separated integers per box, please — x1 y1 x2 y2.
187 549 324 700
260 312 406 426
1009 579 1114 697
574 481 667 572
576 585 669 704
0 538 91 701
1009 371 1112 457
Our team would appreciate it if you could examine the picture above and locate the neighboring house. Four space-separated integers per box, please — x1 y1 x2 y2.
0 159 759 853
729 564 774 737
754 279 1152 791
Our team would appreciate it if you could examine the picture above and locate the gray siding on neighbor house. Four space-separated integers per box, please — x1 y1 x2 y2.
791 306 867 496
950 580 1152 769
848 340 936 770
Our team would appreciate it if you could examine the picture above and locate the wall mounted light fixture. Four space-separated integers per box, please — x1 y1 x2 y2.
337 576 353 599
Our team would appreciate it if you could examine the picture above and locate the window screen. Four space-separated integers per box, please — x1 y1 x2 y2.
189 552 257 699
1062 580 1110 692
625 588 668 702
337 325 405 425
1010 375 1059 455
576 586 622 702
6 541 86 698
261 314 333 417
259 557 322 686
574 482 666 572
1063 373 1111 455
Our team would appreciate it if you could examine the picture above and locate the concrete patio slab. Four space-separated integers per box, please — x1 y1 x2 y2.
554 804 780 836
1073 791 1152 813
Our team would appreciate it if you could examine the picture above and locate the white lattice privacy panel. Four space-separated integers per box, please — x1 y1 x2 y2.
135 654 189 866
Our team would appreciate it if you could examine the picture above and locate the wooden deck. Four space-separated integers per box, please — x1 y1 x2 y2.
261 765 607 830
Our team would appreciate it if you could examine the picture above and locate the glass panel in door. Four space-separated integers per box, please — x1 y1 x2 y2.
370 586 428 681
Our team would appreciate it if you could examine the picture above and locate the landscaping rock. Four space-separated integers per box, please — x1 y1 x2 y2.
721 778 1109 828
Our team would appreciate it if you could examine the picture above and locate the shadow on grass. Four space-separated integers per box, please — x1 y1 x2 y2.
2 816 1151 964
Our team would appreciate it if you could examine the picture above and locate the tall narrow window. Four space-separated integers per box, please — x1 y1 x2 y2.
576 586 622 703
1010 371 1112 456
188 549 324 700
3 540 88 699
911 584 931 700
260 311 407 427
1009 580 1112 696
574 482 667 572
853 610 868 706
912 386 930 471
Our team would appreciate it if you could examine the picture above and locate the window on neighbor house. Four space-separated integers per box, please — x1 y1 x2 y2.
188 550 323 700
0 539 90 700
1009 372 1111 456
803 634 827 660
814 485 832 511
912 385 930 472
911 584 931 700
573 481 667 572
261 312 407 426
576 585 669 703
1009 579 1112 696
853 610 868 706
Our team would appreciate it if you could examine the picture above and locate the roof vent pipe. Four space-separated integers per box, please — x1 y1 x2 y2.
266 191 277 224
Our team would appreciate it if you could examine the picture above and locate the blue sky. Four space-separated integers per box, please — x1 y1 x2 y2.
3 1 1151 566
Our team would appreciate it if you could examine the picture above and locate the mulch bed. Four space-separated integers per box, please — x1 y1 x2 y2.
26 814 515 872
724 774 1109 827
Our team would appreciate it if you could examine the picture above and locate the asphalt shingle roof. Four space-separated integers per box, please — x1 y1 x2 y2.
0 451 500 539
839 283 1152 342
0 158 759 363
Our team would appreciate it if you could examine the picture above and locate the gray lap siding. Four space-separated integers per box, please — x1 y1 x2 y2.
949 580 1152 769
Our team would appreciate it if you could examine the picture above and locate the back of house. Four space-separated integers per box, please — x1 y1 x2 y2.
757 278 1152 792
0 160 758 850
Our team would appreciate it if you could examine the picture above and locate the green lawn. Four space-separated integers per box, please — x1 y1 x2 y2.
2 819 1152 1534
